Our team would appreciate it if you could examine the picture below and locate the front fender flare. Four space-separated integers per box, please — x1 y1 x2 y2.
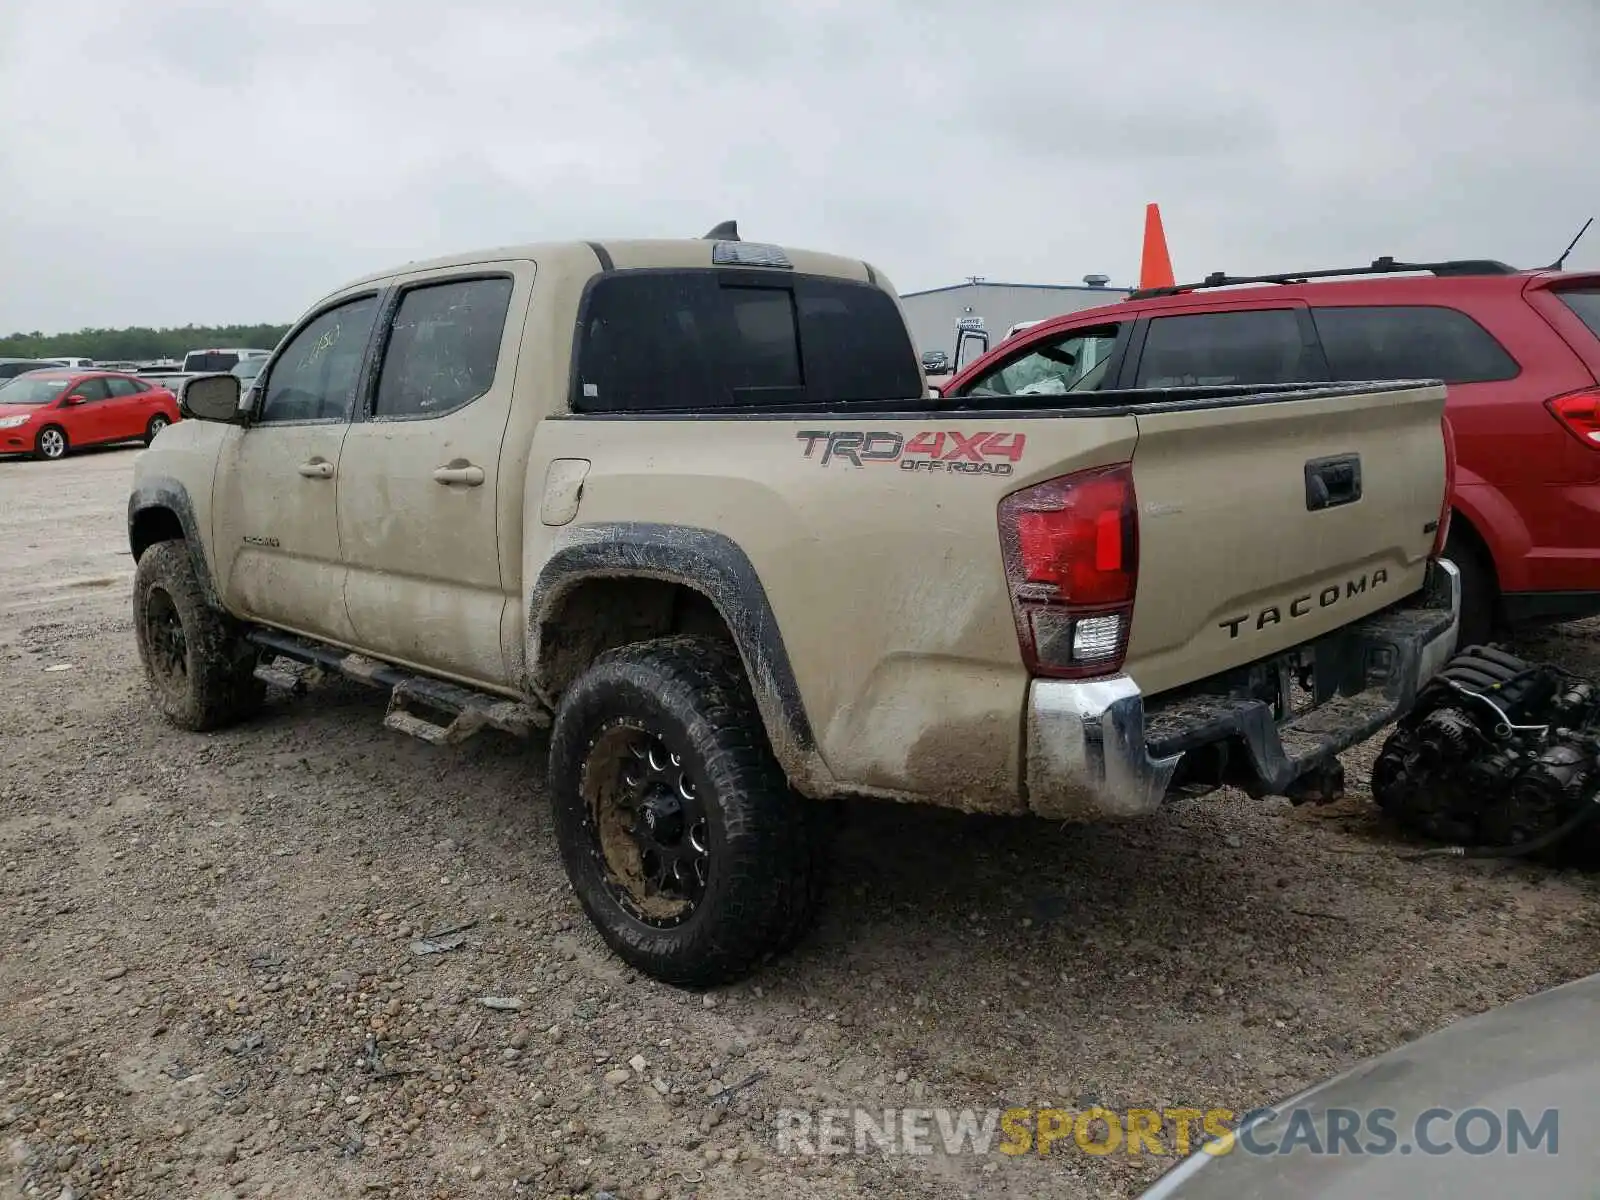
128 477 220 608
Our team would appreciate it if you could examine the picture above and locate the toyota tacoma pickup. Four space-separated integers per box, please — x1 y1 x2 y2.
127 225 1461 986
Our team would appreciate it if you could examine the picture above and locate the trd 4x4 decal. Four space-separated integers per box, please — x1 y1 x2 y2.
796 430 1026 476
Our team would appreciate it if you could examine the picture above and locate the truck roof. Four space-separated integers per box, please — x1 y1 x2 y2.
336 237 883 294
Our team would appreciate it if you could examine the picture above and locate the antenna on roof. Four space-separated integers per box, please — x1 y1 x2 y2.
1546 217 1594 271
702 220 739 241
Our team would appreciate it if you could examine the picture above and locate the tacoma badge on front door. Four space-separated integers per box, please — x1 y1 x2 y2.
211 293 380 642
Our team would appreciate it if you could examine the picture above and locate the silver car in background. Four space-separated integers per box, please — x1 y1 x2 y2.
1140 971 1598 1198
230 353 267 393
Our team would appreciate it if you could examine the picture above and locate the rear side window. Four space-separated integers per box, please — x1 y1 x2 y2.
573 271 922 412
374 276 514 419
1311 306 1519 384
1134 309 1318 387
1555 290 1600 341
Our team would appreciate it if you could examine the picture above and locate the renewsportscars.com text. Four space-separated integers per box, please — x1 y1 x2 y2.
773 1105 1560 1159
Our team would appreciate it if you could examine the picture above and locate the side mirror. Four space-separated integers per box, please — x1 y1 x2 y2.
182 373 244 423
63 394 87 406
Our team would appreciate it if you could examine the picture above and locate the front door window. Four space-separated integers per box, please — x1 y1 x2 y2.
958 325 1121 398
257 296 380 424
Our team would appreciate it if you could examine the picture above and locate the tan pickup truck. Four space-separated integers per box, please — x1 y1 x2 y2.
128 226 1460 985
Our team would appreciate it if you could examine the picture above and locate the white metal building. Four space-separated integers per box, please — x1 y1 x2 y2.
899 276 1132 361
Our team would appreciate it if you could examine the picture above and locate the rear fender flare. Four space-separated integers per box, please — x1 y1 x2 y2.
526 523 822 787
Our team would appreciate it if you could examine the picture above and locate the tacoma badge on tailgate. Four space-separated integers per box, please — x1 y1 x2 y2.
1217 569 1391 638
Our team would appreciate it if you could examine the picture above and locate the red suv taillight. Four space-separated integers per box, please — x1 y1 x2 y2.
1547 388 1600 449
998 464 1138 678
1433 411 1456 559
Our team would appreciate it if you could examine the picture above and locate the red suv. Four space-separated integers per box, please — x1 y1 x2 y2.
938 257 1600 647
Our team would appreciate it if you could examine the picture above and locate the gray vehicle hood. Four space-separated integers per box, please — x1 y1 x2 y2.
1140 970 1600 1199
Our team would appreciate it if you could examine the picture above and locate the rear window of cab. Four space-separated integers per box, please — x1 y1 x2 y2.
572 270 923 412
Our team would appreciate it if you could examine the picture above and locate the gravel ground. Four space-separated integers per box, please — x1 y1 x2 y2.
4 447 1600 1200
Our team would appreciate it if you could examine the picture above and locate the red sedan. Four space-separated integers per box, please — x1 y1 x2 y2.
0 370 181 461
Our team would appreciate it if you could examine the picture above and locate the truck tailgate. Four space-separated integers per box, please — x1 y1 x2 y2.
1124 382 1448 697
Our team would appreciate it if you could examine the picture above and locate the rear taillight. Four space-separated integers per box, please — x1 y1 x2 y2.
998 464 1138 679
1433 412 1456 559
1547 388 1600 449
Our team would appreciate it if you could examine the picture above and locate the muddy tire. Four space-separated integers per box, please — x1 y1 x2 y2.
144 414 171 446
548 635 828 987
34 425 68 461
133 540 264 731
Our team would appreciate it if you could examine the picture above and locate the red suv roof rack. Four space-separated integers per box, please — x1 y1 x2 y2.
1128 256 1521 301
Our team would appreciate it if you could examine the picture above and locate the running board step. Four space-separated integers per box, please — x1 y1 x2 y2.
253 661 308 694
382 680 531 745
246 629 546 743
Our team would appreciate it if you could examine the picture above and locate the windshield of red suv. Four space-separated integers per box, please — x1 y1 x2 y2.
1557 289 1600 340
0 374 71 405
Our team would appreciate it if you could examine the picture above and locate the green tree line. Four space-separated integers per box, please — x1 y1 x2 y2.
0 324 292 363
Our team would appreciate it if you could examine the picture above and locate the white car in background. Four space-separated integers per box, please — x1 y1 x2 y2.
136 348 274 403
182 347 272 375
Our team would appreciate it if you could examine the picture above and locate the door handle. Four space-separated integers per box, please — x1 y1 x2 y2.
433 463 485 487
298 460 334 479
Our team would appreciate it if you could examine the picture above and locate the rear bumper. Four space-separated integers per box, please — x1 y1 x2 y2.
1024 558 1462 821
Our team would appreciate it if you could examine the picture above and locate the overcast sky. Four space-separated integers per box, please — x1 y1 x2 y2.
1 0 1596 333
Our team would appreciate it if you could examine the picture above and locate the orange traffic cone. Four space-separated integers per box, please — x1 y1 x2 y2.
1139 203 1175 290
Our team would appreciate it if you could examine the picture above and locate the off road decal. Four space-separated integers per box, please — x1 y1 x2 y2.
796 430 1026 476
